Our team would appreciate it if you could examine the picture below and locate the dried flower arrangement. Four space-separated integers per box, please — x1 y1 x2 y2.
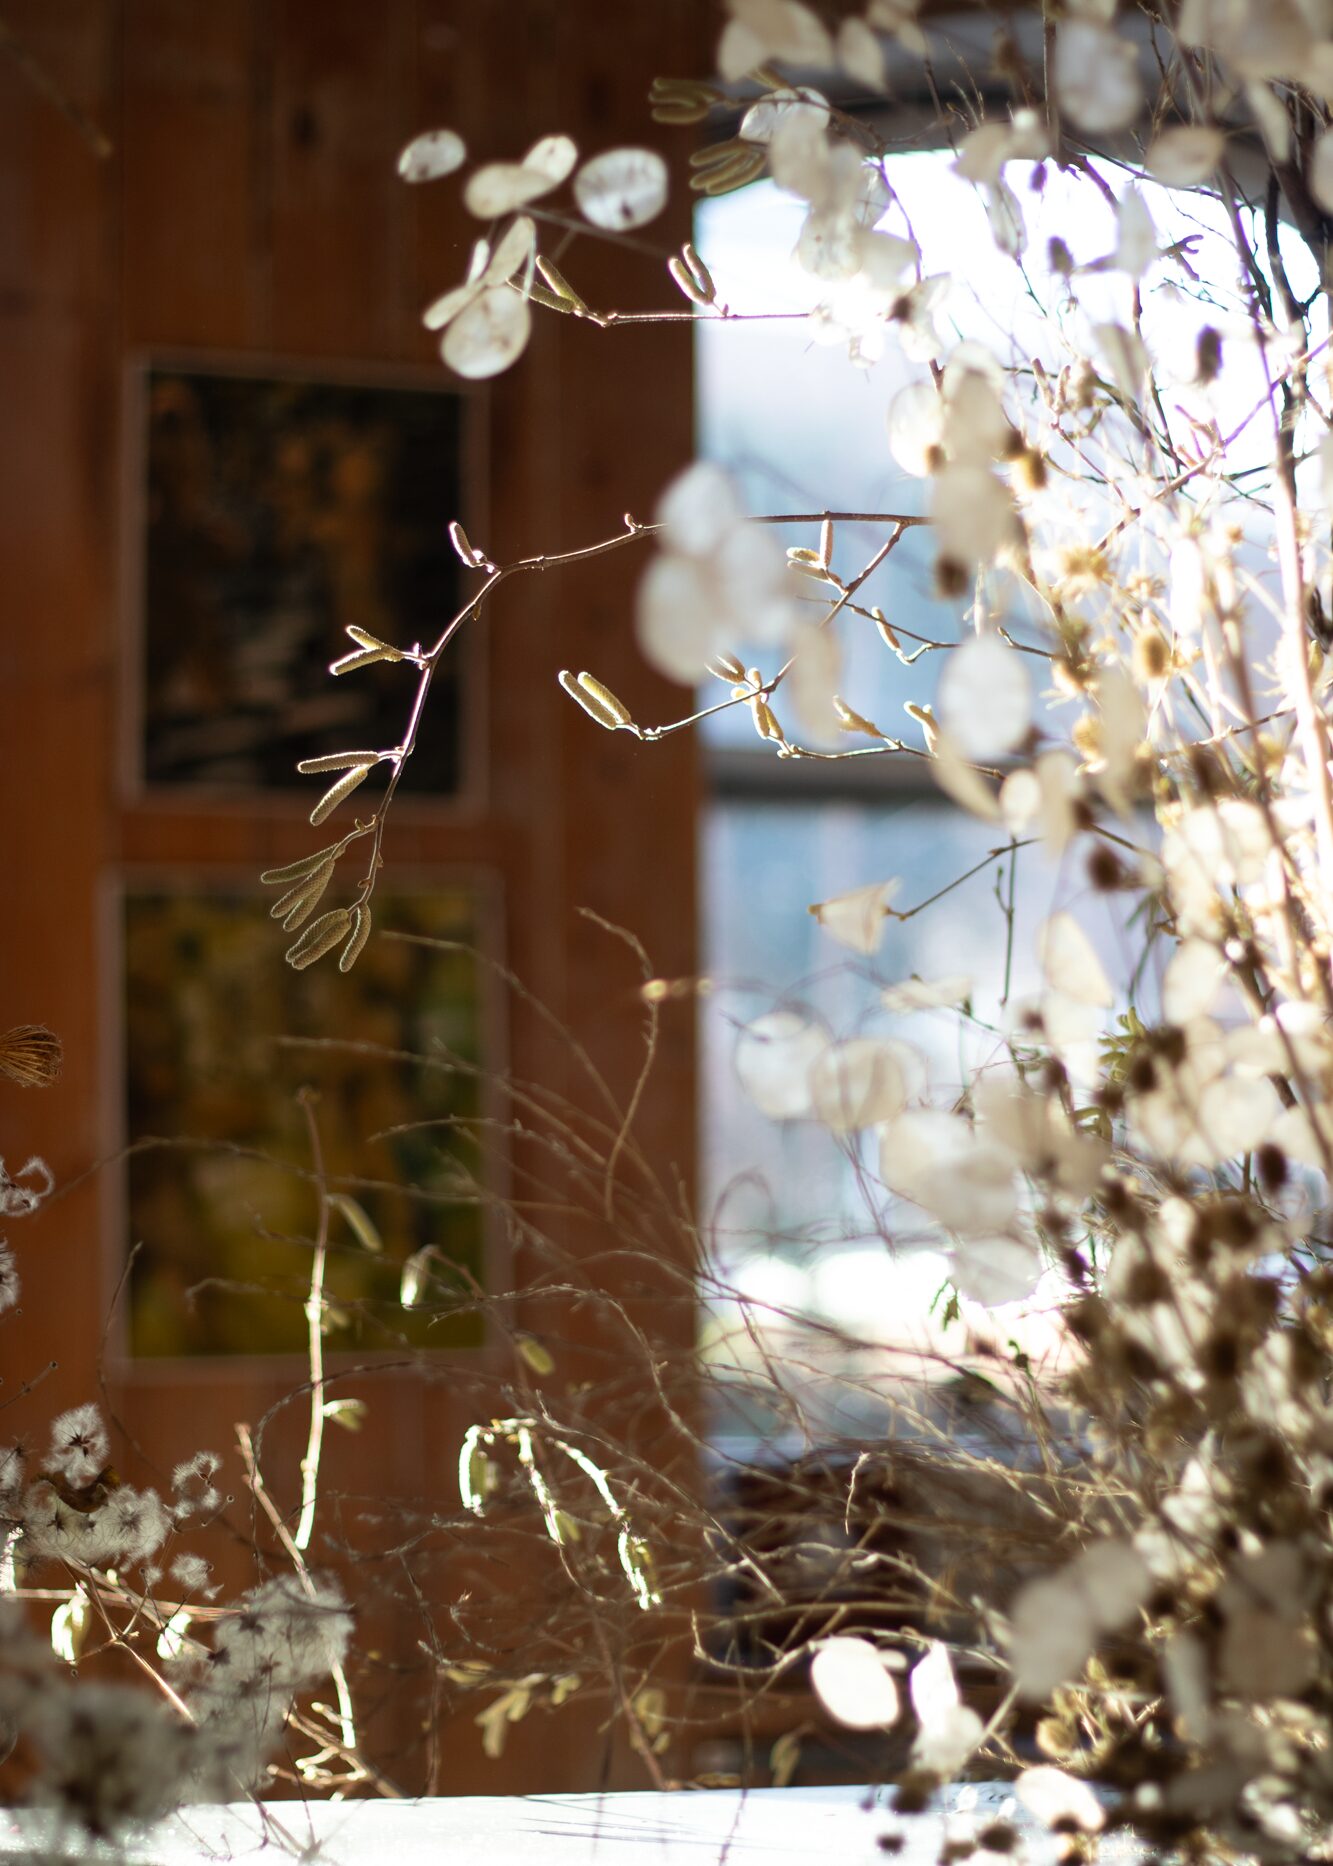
0 1057 368 1851
16 0 1333 1856
253 1 1333 1854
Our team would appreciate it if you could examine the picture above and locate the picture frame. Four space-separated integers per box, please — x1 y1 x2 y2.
107 870 505 1364
122 354 484 809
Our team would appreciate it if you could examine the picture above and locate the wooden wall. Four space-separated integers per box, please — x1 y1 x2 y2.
0 0 704 1794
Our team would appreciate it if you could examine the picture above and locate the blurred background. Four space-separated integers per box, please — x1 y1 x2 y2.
3 0 704 1794
2 0 1151 1800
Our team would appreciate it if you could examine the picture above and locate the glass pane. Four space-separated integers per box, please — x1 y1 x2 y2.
703 795 1065 1237
692 160 1327 752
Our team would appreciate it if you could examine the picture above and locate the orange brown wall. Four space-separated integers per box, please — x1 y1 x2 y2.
1 0 705 1792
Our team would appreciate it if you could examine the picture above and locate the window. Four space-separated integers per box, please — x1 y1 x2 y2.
693 151 1325 1442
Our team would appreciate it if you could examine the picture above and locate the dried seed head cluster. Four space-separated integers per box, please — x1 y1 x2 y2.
227 0 1333 1847
0 0 1293 1845
0 1026 62 1089
0 1093 359 1843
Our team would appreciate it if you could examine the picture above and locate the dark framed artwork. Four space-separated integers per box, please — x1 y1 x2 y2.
132 361 474 797
118 880 492 1360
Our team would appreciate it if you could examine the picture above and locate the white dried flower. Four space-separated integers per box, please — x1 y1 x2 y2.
21 1481 170 1570
636 464 797 684
950 1235 1044 1306
100 1486 171 1565
974 1076 1109 1199
171 1450 222 1520
171 1553 212 1595
1008 1540 1150 1698
809 878 901 955
1146 124 1225 186
1008 1571 1096 1700
734 1012 831 1120
808 1038 909 1132
0 1244 18 1314
936 635 1031 761
573 147 668 231
189 1574 352 1790
717 0 835 83
27 1681 191 1837
1053 18 1141 131
1016 1764 1105 1832
0 1155 53 1217
880 1108 1018 1237
954 109 1049 186
0 1444 25 1498
909 1642 984 1776
810 1634 900 1729
46 1405 108 1488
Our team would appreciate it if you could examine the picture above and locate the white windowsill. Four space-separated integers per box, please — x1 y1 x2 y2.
0 1782 1146 1865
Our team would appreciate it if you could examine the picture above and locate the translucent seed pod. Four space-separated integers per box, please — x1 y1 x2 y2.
449 520 479 565
576 671 634 727
260 846 339 886
872 607 902 652
286 909 353 971
346 625 406 657
338 903 373 973
536 256 588 312
558 668 633 731
331 643 404 675
749 695 784 742
296 750 380 775
668 255 713 307
310 763 373 827
833 696 884 738
271 859 336 931
681 241 716 302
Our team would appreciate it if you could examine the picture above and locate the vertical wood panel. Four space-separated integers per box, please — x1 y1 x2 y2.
270 0 412 358
5 0 706 1796
0 0 120 1425
120 1 259 347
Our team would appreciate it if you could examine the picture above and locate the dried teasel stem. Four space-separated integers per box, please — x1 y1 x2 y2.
0 1025 62 1088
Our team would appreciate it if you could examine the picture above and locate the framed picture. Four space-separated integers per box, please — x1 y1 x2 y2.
115 878 495 1360
128 359 477 800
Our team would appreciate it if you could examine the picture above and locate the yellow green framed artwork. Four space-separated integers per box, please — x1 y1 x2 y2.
119 881 490 1358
